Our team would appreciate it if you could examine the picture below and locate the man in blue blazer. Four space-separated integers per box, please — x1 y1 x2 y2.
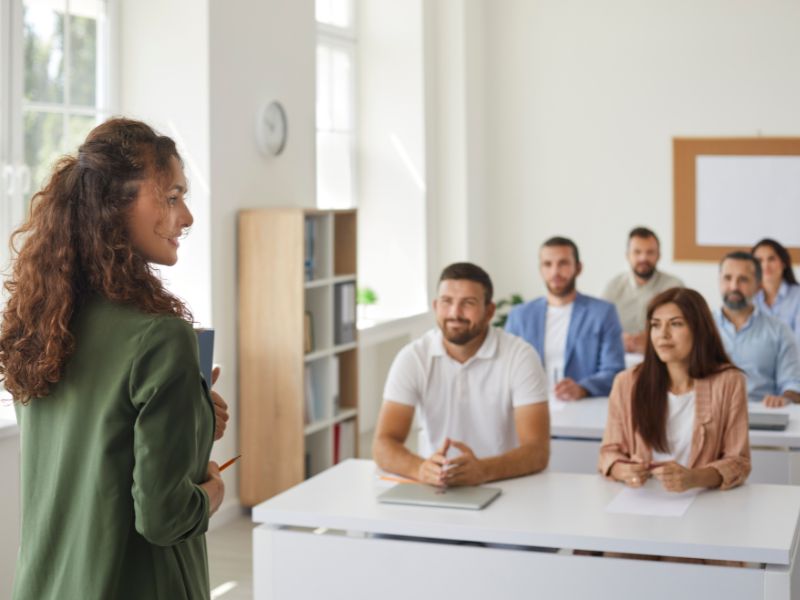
506 236 625 399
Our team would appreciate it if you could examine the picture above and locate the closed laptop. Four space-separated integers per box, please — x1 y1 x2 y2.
749 411 790 431
378 483 501 510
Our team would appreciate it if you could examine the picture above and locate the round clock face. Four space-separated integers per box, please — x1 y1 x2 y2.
257 101 287 156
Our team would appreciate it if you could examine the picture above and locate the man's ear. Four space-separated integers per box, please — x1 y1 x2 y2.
485 302 497 321
576 262 583 277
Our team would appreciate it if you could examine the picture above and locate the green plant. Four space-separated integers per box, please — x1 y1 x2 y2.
493 293 524 328
357 287 378 305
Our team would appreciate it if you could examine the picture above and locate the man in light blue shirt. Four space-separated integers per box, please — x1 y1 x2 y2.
506 236 625 399
715 251 800 407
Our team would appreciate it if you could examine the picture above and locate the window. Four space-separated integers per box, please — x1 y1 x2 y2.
22 0 112 193
0 0 114 270
316 0 356 209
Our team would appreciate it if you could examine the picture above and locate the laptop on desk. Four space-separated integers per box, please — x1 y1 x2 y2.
378 483 502 510
749 411 790 431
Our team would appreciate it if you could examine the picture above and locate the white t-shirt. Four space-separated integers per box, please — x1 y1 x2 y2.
544 303 573 388
651 390 696 467
383 326 548 459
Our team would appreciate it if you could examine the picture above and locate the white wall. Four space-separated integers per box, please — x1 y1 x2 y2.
119 0 212 326
357 0 428 319
207 0 316 511
471 0 800 309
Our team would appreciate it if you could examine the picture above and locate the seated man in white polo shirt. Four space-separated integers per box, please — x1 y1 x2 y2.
373 262 550 486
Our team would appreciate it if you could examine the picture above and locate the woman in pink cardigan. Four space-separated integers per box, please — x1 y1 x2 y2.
599 287 751 492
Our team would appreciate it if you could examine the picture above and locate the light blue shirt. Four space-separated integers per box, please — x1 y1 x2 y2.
754 282 800 347
714 307 800 403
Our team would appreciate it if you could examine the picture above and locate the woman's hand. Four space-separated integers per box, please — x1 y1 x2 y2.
210 366 229 441
200 461 225 516
650 461 695 492
651 462 722 492
610 460 650 488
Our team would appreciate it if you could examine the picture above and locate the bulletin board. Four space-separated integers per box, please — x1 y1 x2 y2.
673 137 800 262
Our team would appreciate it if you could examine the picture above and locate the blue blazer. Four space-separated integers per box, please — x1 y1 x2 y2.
505 292 625 397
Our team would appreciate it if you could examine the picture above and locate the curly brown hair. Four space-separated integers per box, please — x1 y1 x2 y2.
0 118 192 402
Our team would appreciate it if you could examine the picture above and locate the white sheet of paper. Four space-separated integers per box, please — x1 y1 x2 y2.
606 483 700 517
548 399 567 413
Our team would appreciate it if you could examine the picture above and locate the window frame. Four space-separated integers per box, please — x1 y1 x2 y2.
316 0 358 209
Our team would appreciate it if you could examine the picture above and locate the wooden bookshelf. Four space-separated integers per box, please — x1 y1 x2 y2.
239 208 359 506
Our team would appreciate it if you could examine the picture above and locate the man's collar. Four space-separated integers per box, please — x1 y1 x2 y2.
718 304 759 330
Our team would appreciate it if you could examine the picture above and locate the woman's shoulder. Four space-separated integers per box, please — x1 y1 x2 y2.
613 366 639 388
79 297 193 345
702 366 746 390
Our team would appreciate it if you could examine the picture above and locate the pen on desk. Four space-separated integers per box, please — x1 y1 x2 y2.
379 475 419 485
219 454 242 472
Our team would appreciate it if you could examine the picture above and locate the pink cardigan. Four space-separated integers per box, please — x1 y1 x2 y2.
598 367 751 490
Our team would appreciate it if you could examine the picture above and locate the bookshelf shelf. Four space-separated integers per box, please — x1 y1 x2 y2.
304 408 358 436
304 342 358 363
304 274 357 289
239 208 360 507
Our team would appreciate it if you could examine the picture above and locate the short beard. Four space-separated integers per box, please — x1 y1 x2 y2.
723 292 749 311
546 277 577 298
633 265 656 280
441 319 485 345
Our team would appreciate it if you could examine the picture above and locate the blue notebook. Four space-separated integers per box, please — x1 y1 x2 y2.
195 328 215 388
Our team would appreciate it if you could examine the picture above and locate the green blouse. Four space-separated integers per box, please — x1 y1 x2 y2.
13 297 214 600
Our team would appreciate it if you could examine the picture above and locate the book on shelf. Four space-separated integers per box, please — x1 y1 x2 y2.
334 281 356 345
304 216 317 281
303 311 314 354
333 419 356 464
303 366 315 424
331 355 340 414
333 423 341 464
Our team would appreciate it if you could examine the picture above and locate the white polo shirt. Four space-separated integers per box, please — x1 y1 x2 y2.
383 326 548 459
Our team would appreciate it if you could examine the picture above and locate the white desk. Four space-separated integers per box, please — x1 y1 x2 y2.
550 398 800 484
253 459 800 600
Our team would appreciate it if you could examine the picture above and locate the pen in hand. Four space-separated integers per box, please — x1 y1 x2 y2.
219 454 242 472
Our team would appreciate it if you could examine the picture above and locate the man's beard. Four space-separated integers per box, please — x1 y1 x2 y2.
633 263 656 281
546 276 577 298
723 291 749 311
441 318 485 345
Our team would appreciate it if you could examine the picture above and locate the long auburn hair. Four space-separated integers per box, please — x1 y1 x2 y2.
632 287 735 453
0 118 191 403
751 238 798 286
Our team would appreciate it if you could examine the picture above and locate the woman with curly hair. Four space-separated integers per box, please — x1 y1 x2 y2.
0 118 228 600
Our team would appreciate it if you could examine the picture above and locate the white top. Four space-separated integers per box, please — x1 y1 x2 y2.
544 303 573 387
383 326 548 458
651 391 696 466
253 459 800 565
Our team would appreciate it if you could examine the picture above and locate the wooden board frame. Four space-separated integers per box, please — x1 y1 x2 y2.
673 137 800 262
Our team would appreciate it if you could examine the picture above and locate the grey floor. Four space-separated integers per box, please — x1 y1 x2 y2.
206 428 377 599
207 514 257 600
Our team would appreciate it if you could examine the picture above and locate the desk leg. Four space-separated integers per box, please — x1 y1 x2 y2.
764 527 800 600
